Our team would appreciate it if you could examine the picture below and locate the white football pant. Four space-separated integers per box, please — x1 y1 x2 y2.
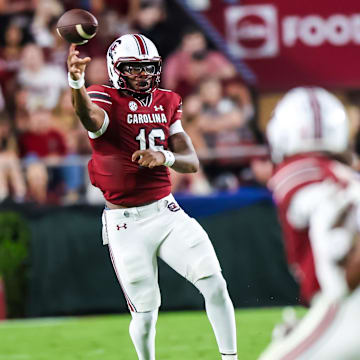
102 193 222 312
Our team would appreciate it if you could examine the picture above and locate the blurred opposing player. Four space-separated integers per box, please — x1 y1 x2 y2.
66 34 237 360
259 87 360 360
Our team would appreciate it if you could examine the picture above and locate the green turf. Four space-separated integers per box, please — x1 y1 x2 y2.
0 307 307 360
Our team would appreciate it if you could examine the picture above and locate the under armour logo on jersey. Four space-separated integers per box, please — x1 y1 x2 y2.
116 223 128 230
154 105 164 111
167 202 180 212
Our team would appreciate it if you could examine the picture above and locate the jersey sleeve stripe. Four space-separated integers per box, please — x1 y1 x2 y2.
91 98 112 105
274 168 323 202
88 91 111 97
89 93 111 101
269 159 317 189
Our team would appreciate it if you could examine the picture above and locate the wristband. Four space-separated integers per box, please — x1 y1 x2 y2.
159 149 175 167
68 72 85 89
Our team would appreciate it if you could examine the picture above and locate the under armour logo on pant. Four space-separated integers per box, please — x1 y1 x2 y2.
116 224 127 230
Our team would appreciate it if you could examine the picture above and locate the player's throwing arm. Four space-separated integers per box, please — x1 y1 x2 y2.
67 44 104 132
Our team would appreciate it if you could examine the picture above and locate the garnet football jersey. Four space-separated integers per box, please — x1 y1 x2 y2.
268 154 350 305
86 85 183 206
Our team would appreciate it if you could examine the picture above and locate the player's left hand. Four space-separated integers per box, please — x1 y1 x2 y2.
132 149 166 168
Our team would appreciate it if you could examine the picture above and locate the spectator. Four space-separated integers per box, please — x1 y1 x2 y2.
1 20 24 65
30 0 63 48
0 112 26 202
25 157 48 204
133 0 175 59
45 16 68 69
181 93 207 151
168 93 212 194
135 1 165 32
17 43 67 111
53 88 91 154
0 0 36 56
223 78 255 126
195 77 251 152
106 0 141 25
19 108 82 204
184 77 255 189
0 20 26 115
85 56 109 86
0 0 36 15
13 86 30 132
162 27 236 97
19 108 65 203
82 0 139 58
97 0 141 27
53 89 90 203
181 80 243 155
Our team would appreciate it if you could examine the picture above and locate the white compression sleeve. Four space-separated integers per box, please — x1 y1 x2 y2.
195 273 238 357
129 309 158 360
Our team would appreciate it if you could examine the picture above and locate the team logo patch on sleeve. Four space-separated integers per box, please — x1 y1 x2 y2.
129 101 138 111
167 202 180 212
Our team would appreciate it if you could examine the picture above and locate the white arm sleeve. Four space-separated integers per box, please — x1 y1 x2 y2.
88 109 109 139
169 120 184 136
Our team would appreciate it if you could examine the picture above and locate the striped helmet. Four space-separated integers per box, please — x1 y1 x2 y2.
106 34 162 93
267 87 349 163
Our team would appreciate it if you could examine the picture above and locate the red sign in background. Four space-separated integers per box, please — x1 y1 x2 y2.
198 0 360 92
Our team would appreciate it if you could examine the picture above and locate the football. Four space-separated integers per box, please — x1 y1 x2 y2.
57 9 98 45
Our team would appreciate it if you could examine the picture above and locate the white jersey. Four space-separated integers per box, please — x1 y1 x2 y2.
288 179 360 301
261 154 360 360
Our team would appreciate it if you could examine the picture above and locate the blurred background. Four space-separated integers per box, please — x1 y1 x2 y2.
0 0 360 319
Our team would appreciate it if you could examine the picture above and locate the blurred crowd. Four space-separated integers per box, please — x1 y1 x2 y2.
0 0 268 205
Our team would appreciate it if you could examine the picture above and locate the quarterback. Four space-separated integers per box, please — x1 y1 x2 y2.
67 34 238 360
259 87 360 360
